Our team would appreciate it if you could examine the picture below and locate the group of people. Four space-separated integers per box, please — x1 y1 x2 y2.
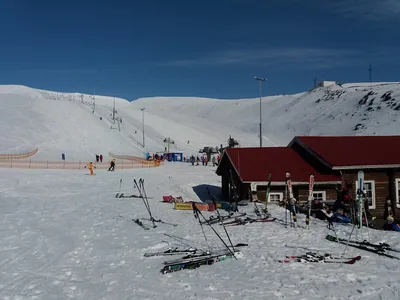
95 154 103 163
188 155 221 166
282 185 400 232
85 157 116 175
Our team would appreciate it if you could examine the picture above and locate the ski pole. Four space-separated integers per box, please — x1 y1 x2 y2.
211 198 235 252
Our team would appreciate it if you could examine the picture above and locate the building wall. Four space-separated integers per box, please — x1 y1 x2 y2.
220 169 251 202
342 170 393 218
297 184 338 204
318 81 336 87
256 184 337 204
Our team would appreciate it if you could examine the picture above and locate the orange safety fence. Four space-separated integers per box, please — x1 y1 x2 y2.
0 147 39 160
0 158 162 170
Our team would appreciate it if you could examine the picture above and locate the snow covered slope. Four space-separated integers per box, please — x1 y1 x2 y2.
130 82 400 149
1 82 400 161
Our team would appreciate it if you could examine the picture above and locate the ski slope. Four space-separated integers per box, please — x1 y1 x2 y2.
2 83 400 299
1 164 399 300
1 82 400 161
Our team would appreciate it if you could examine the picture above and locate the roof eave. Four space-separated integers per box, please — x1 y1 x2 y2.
226 150 245 183
333 164 400 170
242 180 341 185
215 151 228 175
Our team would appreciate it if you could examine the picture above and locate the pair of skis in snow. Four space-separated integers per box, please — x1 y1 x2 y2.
279 252 361 264
144 242 249 257
115 193 153 199
326 234 400 260
199 212 246 225
161 250 238 274
223 216 276 226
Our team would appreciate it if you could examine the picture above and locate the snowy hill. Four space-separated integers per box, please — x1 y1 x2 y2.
2 83 400 299
1 82 400 161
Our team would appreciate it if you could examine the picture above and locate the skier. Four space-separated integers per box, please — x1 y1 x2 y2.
95 154 99 163
84 161 96 175
100 154 103 163
108 159 116 171
383 216 400 231
212 156 216 167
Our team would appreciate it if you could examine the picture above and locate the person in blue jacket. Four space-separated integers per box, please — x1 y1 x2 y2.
383 216 400 231
331 208 351 223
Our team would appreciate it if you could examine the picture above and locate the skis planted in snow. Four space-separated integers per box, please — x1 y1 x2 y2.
285 171 297 227
356 171 365 229
259 173 271 216
306 174 314 228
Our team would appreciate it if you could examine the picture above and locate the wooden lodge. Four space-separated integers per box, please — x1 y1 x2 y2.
216 135 400 219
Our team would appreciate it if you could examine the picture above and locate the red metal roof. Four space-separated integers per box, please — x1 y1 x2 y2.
225 147 341 183
295 136 400 168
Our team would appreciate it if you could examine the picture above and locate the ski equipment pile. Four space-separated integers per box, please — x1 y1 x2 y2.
159 202 242 274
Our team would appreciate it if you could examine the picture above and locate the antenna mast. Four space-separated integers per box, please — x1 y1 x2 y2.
369 64 372 84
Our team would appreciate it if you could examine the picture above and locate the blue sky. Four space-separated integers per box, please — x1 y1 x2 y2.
0 0 399 100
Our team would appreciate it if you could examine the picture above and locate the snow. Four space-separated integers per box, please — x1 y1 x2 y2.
1 164 400 300
2 82 400 299
2 83 400 161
